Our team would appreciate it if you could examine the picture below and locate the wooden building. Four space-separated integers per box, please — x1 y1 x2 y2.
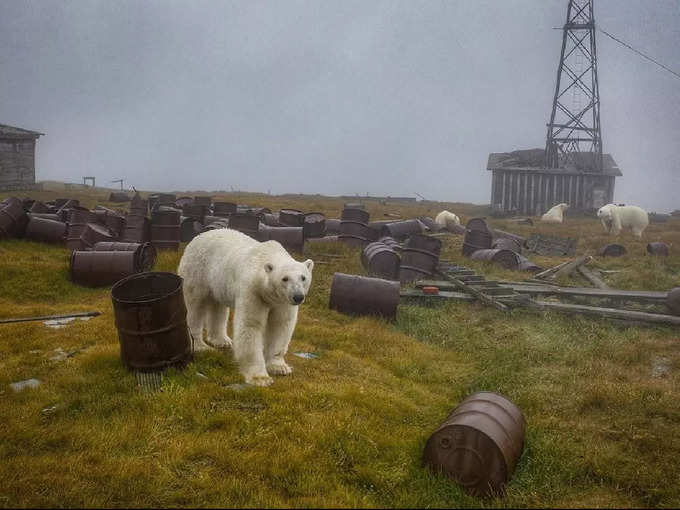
0 124 44 191
487 148 622 216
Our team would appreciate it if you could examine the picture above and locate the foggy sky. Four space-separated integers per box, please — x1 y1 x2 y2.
1 0 678 211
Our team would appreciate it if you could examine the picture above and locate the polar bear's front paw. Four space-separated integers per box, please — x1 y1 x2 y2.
245 374 274 387
266 360 293 376
205 336 233 349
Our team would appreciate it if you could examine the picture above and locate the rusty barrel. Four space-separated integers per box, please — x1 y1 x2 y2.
78 223 115 250
378 236 402 252
180 216 202 242
104 212 125 238
158 193 177 206
667 288 680 315
401 234 441 274
111 272 193 371
344 202 365 210
463 229 493 257
367 220 394 238
261 213 280 226
361 242 400 280
228 213 261 238
182 203 208 222
93 241 157 271
151 208 180 250
325 218 341 234
449 224 467 236
599 243 627 257
28 212 60 221
471 249 521 271
66 206 96 249
0 198 29 238
404 234 442 256
201 219 230 233
24 217 67 244
340 220 374 238
109 192 130 202
303 212 326 238
70 250 139 287
647 242 669 256
279 209 305 227
491 229 526 247
213 201 237 217
466 217 491 233
492 237 522 253
329 273 400 319
418 216 441 233
380 220 423 240
129 194 148 216
260 225 304 252
399 265 433 284
342 207 370 223
174 197 193 209
517 255 542 273
193 196 212 207
423 392 526 498
121 215 150 243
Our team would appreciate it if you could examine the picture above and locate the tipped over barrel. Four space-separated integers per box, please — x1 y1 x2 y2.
329 273 400 319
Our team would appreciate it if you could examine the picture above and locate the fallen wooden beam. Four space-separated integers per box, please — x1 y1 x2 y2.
0 311 101 325
533 260 571 279
435 270 510 313
533 300 680 326
577 265 610 290
551 256 592 280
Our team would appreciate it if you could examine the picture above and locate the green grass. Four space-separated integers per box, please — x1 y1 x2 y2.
1 190 679 507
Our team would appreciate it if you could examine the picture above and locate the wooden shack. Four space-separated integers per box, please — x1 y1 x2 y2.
487 148 622 216
0 124 44 191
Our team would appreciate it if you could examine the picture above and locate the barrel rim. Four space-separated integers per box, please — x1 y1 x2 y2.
111 271 183 305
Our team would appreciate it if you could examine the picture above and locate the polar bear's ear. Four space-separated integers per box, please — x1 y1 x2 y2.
304 259 314 271
264 263 274 273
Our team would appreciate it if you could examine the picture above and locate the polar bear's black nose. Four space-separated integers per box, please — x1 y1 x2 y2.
293 294 304 304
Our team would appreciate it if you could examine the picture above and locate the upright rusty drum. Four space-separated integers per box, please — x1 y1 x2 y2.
111 272 192 372
423 392 526 498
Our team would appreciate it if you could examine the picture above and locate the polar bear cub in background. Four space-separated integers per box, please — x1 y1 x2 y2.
435 210 461 230
177 229 313 386
540 203 569 223
597 203 649 238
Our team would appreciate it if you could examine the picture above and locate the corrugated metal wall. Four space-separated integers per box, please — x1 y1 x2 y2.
490 170 615 215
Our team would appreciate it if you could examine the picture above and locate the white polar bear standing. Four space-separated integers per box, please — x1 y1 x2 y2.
435 210 460 231
177 229 314 386
541 203 569 223
597 203 649 238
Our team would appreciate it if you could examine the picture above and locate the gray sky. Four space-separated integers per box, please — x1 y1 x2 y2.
1 0 678 211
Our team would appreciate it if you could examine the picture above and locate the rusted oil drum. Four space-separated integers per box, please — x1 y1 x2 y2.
492 237 522 253
361 242 400 280
667 288 680 315
342 208 370 223
66 206 96 249
399 265 433 284
517 255 542 273
202 215 221 225
193 196 212 207
158 193 177 206
213 201 237 217
367 220 394 237
329 273 400 319
325 218 341 234
0 198 29 238
242 206 271 216
344 202 365 210
93 241 157 271
404 234 442 256
380 220 423 240
109 192 130 202
201 219 230 233
423 392 526 498
378 236 403 252
599 243 627 257
151 208 181 251
279 209 305 227
463 229 493 257
303 212 326 238
129 195 148 216
121 215 151 243
182 203 208 222
492 229 526 247
180 217 202 242
261 225 304 252
111 272 193 371
28 212 60 221
449 224 467 236
70 250 139 287
105 212 125 238
418 216 441 233
340 220 374 238
79 223 115 250
647 242 669 256
174 197 193 209
471 249 521 271
229 213 261 232
24 217 67 244
29 201 51 214
466 218 491 233
262 213 281 227
400 249 439 274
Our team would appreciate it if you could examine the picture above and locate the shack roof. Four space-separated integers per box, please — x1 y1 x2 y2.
0 124 44 139
487 148 622 176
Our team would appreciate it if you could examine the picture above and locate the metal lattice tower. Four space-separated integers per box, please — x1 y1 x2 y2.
545 0 603 172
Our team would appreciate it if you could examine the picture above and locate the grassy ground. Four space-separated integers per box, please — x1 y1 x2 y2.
1 188 679 508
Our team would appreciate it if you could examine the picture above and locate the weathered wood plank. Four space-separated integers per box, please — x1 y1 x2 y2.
577 265 610 290
534 300 680 326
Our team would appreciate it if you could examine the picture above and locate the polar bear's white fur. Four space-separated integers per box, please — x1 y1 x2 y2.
540 203 569 223
177 229 314 386
597 203 649 238
435 210 461 231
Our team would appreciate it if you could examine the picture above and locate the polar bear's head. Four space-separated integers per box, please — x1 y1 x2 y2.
264 259 314 306
597 204 615 220
557 203 570 211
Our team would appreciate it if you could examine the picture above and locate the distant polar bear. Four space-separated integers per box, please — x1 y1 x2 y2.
541 203 569 223
597 203 649 238
177 229 314 386
435 210 461 230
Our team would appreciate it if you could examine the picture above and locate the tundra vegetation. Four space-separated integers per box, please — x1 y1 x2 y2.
1 187 679 508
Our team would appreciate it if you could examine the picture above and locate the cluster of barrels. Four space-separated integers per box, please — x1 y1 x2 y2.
463 218 541 272
599 242 670 257
360 233 442 284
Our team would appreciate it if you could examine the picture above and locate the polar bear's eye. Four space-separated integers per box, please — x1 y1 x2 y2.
301 275 306 281
282 277 289 282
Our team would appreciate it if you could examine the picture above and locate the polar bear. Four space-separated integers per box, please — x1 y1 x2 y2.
541 203 569 223
435 210 461 231
177 229 314 386
597 203 649 238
